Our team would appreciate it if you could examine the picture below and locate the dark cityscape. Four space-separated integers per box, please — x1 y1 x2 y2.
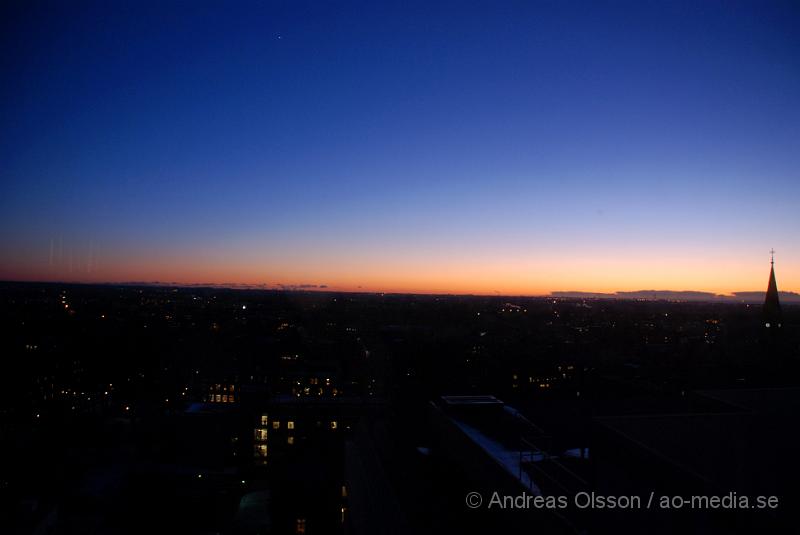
2 1 799 533
1 261 798 534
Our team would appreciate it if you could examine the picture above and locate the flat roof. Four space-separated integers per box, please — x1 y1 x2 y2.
697 387 800 413
440 395 504 406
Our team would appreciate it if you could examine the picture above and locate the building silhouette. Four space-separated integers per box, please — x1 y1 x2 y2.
763 251 782 329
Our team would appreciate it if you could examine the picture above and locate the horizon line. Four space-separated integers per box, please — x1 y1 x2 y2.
1 278 797 303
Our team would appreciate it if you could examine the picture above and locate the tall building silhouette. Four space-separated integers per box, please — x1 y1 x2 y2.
763 250 782 329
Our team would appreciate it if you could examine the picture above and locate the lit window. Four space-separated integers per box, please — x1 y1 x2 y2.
341 485 347 497
295 518 306 534
287 421 295 430
272 421 280 429
215 394 221 403
766 323 771 328
330 421 338 430
222 394 228 403
287 436 294 445
254 444 267 458
260 415 269 426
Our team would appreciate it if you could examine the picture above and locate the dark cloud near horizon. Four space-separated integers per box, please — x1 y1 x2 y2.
552 290 800 303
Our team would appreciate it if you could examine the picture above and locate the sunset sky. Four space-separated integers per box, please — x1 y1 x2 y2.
2 1 798 295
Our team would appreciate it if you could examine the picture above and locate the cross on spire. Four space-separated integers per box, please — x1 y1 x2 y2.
770 249 775 266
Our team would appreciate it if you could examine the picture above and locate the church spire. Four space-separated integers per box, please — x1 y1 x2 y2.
764 249 781 329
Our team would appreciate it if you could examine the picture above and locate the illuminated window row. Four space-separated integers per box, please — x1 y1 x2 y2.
208 393 236 403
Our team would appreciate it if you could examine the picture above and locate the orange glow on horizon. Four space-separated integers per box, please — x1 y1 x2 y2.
2 252 797 296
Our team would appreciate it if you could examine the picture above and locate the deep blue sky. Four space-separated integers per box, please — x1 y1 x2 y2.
2 1 799 293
